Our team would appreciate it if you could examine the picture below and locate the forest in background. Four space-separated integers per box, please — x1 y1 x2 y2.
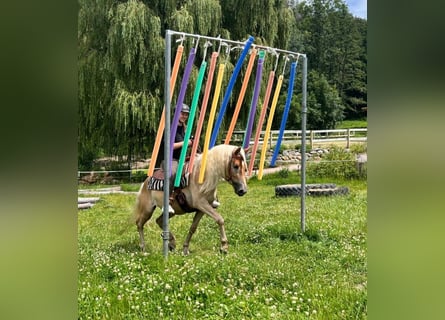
78 0 367 169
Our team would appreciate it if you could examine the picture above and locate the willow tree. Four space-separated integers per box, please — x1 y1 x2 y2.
78 0 114 168
79 0 164 167
107 0 164 164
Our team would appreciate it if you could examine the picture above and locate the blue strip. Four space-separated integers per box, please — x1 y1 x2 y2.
270 61 298 166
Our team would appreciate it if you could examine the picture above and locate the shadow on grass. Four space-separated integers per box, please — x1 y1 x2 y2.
246 225 323 244
110 240 140 253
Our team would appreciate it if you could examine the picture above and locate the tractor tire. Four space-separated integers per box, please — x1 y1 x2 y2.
275 184 349 197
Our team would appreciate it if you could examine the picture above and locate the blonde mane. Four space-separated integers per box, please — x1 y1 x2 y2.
192 144 246 195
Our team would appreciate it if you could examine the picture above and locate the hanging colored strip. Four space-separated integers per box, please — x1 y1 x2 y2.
224 48 257 144
258 74 284 180
243 50 265 148
174 60 207 187
209 36 254 148
270 61 297 166
248 69 275 175
188 51 219 174
199 63 226 183
169 47 196 169
147 44 184 176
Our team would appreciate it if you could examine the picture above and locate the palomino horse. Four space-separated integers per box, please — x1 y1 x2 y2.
134 144 248 255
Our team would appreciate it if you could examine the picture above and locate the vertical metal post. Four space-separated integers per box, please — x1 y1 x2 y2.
163 30 172 258
300 55 308 233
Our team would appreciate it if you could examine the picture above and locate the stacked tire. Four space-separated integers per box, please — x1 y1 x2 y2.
275 183 349 197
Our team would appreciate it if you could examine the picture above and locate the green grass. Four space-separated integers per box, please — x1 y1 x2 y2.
78 173 367 319
336 119 367 129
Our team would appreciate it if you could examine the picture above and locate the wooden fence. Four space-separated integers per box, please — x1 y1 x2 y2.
227 128 367 149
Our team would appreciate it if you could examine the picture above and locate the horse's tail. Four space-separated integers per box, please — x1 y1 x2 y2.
117 182 145 235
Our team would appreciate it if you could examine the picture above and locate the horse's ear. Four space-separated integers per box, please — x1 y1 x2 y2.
243 146 251 155
233 147 242 156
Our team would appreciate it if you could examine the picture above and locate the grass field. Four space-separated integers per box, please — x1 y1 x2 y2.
78 171 367 319
336 119 367 129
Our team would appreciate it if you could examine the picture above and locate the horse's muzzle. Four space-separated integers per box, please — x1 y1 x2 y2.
233 182 247 196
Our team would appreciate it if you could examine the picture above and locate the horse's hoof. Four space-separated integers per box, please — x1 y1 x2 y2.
168 244 176 251
219 248 228 254
183 247 190 256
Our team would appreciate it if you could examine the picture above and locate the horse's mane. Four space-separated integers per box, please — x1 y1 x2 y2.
192 144 246 195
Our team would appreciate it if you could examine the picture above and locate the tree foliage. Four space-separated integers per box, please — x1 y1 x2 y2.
296 0 367 120
78 0 367 168
306 70 344 129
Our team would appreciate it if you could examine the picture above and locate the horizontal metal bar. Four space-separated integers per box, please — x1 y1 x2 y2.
168 30 248 47
167 29 306 58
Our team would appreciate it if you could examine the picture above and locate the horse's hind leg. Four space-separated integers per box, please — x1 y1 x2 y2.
135 193 156 252
183 211 204 255
156 213 176 251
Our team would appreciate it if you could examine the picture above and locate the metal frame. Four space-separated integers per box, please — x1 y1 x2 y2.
163 30 308 258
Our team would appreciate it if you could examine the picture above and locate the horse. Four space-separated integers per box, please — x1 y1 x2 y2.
134 144 249 255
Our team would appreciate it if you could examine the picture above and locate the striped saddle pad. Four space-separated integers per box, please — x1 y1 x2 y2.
147 163 190 191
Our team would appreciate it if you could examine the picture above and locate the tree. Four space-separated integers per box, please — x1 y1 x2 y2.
78 0 114 166
306 70 344 129
295 0 367 120
79 0 165 167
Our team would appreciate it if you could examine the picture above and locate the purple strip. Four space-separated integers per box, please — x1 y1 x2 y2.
243 56 264 148
169 47 196 169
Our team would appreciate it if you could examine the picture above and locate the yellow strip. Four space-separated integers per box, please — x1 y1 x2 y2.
199 63 226 183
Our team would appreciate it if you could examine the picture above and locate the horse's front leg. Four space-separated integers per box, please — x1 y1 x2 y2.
217 214 229 254
198 204 229 254
183 211 205 255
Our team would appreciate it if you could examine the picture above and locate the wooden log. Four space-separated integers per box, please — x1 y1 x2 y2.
78 186 121 192
78 203 94 210
78 186 122 195
78 197 100 204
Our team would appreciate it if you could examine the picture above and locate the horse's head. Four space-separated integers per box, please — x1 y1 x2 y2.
226 147 248 196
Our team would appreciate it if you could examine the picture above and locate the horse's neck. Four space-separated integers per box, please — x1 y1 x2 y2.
212 149 230 179
193 147 230 192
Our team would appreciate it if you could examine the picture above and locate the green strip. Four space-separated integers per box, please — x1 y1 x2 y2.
174 61 207 187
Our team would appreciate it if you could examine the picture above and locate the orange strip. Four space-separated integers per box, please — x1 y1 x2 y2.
224 48 257 144
147 45 183 176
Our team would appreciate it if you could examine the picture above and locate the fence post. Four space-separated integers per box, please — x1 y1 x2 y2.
347 128 350 149
309 130 313 149
269 131 272 149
